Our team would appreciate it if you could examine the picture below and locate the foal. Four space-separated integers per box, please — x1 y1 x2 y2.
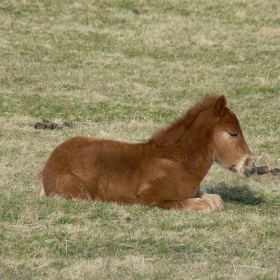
39 94 256 211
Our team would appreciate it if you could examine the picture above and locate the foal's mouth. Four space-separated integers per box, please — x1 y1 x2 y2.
243 166 256 177
229 165 240 175
229 163 256 177
243 158 257 177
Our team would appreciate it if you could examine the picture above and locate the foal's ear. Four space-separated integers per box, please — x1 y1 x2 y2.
213 95 227 118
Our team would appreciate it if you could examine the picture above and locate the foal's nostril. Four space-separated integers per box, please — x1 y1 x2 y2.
245 157 257 171
243 158 257 177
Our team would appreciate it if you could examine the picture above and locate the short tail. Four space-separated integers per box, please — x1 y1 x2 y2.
38 172 45 196
38 182 45 196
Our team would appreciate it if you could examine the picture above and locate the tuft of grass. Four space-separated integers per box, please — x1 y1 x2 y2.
1 0 280 279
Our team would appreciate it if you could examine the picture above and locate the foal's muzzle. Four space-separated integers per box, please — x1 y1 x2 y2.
243 157 257 177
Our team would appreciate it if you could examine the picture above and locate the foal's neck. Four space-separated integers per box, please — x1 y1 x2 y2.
177 125 214 179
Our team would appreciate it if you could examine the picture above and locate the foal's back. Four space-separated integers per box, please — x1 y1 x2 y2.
41 136 158 201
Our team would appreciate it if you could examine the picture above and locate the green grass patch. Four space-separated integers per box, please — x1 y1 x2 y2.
1 0 280 279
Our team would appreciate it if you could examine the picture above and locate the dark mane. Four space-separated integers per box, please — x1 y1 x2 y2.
149 94 221 145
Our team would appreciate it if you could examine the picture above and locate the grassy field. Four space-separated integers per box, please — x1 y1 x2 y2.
1 0 280 279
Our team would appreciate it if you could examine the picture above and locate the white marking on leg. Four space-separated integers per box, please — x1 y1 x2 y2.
199 188 208 194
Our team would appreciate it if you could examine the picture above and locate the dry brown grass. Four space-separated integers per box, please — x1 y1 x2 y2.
1 0 280 279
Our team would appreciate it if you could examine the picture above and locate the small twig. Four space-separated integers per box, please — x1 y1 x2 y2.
232 262 238 274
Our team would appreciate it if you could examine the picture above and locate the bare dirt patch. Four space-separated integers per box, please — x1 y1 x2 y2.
257 27 280 36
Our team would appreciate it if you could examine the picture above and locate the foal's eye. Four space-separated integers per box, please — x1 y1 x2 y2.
228 131 238 137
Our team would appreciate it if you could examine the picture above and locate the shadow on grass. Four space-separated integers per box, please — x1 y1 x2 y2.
209 183 264 205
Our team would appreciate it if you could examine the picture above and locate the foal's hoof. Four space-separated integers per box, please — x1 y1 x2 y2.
203 194 224 211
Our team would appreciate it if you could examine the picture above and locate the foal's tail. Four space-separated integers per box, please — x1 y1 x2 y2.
38 172 45 196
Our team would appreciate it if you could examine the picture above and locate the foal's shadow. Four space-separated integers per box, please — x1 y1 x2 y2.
208 183 264 205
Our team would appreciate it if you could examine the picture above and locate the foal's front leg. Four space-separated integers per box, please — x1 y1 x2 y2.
149 194 223 212
137 159 223 212
137 180 223 212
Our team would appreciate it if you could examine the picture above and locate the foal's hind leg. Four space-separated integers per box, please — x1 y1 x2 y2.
45 174 92 200
200 194 224 210
154 196 223 212
194 188 224 211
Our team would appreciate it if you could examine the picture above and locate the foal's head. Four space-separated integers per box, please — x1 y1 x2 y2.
211 95 256 177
